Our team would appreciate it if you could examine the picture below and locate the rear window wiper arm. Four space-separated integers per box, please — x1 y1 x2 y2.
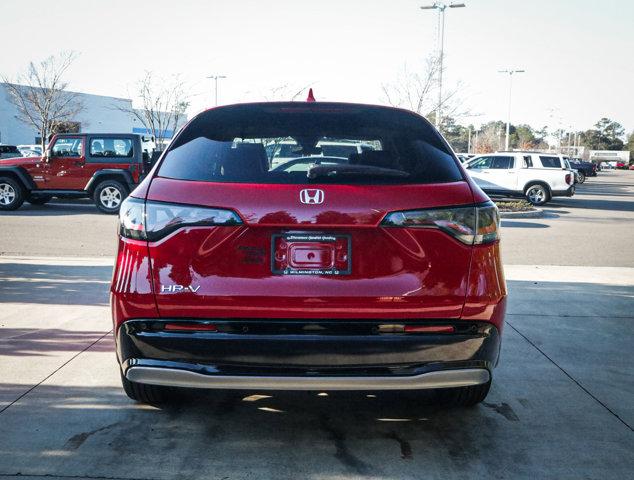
307 164 410 179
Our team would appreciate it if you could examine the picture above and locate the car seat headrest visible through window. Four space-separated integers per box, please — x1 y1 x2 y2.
222 143 268 181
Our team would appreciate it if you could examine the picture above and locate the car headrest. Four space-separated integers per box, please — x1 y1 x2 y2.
222 143 268 180
349 150 394 169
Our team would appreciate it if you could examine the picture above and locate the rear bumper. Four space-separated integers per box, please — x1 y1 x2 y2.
117 319 500 390
552 186 575 197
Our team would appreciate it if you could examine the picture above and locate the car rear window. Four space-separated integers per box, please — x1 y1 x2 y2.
158 103 463 185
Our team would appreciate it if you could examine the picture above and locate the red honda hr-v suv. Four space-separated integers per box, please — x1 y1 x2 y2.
111 101 506 406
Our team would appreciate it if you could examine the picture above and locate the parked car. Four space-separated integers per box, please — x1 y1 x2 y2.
113 101 506 407
17 144 43 156
266 140 375 168
0 133 154 213
18 148 40 158
464 152 575 205
0 145 22 160
566 157 596 182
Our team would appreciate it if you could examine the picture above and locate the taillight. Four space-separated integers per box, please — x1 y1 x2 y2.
565 173 572 185
119 197 242 241
380 202 499 245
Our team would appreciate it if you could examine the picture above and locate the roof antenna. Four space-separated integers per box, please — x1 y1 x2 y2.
306 88 316 102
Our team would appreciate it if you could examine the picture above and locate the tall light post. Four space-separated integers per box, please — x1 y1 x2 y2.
498 69 525 151
207 75 227 106
420 2 466 131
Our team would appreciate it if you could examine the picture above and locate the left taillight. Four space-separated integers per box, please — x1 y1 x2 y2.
118 197 242 241
380 201 500 245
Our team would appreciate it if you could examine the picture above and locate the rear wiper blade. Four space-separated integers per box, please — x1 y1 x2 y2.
307 164 410 179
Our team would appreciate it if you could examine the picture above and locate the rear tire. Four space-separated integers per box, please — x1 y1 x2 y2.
577 172 585 184
94 180 127 214
27 195 52 205
436 379 492 407
0 177 25 211
120 371 171 404
525 183 550 206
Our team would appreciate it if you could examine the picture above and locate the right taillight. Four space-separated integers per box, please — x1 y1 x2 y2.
381 201 499 245
119 197 242 242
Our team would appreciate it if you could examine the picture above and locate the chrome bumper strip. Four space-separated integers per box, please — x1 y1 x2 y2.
126 367 490 391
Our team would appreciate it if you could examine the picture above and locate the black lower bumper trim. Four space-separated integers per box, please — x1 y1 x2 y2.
117 319 500 378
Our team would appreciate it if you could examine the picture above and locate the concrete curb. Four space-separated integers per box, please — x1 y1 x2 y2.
499 208 543 219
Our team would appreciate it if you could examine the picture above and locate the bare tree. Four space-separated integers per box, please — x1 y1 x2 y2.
1 51 83 152
246 82 315 102
474 124 504 153
382 55 469 132
116 72 189 151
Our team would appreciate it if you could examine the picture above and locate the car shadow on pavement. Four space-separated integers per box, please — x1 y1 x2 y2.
1 203 100 217
500 221 549 228
0 263 112 305
1 378 632 480
0 328 113 356
563 198 634 212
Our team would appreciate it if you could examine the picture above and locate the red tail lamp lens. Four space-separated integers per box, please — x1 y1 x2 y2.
404 325 455 334
164 323 218 332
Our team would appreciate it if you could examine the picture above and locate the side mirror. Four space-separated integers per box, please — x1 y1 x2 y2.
43 150 51 163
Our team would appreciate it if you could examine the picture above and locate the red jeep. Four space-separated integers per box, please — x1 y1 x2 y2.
0 133 153 213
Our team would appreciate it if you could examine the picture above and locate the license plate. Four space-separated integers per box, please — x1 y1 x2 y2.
272 233 351 275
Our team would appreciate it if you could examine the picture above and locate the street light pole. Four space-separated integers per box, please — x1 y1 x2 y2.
498 69 525 151
207 75 227 106
420 2 466 131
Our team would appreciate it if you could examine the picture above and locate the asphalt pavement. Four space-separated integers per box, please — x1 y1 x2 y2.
0 170 633 479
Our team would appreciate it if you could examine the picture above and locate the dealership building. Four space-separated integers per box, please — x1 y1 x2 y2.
0 83 181 146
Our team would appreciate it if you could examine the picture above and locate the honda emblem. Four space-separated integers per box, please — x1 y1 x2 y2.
299 189 324 205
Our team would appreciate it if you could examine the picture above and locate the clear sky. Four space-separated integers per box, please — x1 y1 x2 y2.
1 0 633 135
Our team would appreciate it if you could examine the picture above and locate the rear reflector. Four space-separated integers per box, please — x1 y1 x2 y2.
164 322 218 332
404 325 455 334
378 324 455 334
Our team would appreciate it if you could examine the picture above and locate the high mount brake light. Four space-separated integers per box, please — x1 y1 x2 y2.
380 202 500 245
119 197 242 241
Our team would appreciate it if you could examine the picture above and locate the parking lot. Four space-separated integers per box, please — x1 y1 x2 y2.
1 170 633 480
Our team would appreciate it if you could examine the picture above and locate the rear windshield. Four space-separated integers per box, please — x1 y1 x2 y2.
158 103 463 185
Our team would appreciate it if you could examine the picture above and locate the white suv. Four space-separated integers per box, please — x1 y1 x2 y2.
465 152 575 205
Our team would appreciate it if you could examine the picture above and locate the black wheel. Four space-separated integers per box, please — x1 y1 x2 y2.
27 195 52 205
525 183 550 206
436 379 492 407
0 176 26 211
577 172 585 184
94 180 127 214
120 371 171 404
